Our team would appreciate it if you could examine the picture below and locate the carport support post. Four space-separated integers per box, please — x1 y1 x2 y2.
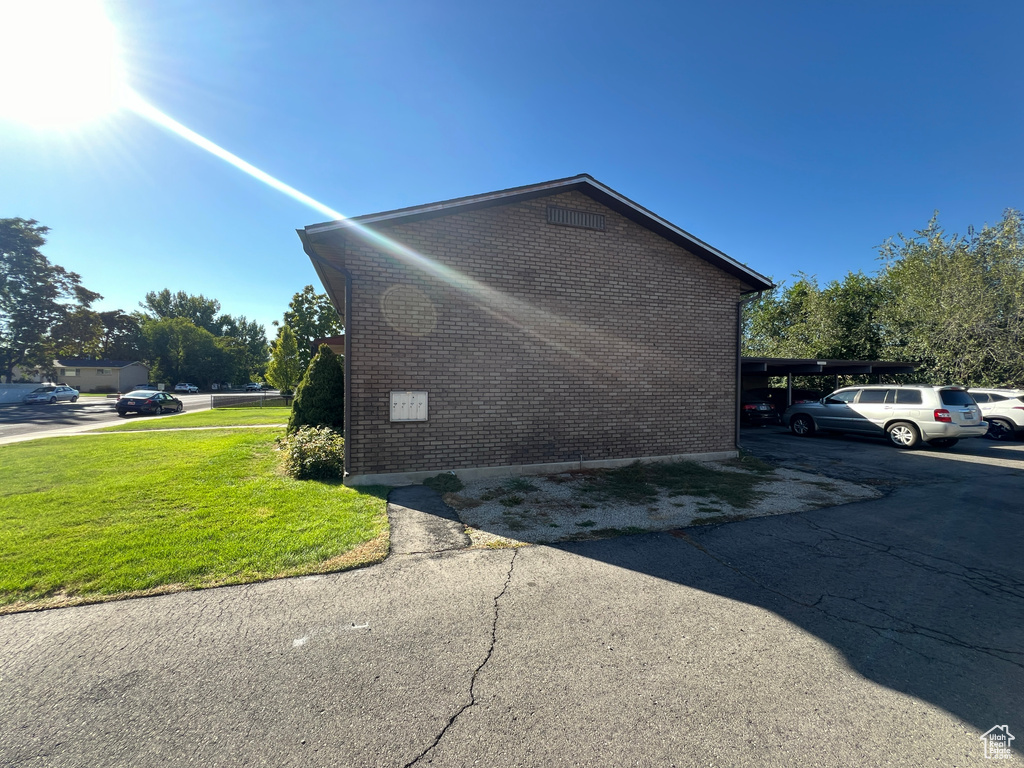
787 374 793 408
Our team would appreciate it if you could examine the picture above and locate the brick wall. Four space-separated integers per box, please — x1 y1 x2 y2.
311 190 748 477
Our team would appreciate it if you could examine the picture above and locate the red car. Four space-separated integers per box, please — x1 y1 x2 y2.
115 390 184 417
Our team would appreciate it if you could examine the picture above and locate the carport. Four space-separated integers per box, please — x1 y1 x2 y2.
741 357 919 408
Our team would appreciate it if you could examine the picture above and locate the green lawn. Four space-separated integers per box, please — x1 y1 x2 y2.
100 407 289 431
0 428 388 612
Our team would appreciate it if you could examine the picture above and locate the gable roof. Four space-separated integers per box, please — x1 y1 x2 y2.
301 174 773 292
55 359 146 369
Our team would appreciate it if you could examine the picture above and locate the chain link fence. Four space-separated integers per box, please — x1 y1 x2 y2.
210 393 292 409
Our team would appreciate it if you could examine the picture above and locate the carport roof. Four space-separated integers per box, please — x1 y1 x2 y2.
742 357 919 376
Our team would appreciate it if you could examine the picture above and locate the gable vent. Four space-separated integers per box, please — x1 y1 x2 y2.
547 205 605 231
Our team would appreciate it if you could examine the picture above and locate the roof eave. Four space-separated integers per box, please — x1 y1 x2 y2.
303 175 773 292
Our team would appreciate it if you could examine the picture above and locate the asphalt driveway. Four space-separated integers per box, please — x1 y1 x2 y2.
1 429 1021 766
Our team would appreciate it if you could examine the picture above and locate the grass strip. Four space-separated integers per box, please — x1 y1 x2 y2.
0 428 387 611
100 408 288 431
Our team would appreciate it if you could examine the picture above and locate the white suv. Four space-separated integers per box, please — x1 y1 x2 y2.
174 383 199 393
783 385 987 449
968 388 1024 441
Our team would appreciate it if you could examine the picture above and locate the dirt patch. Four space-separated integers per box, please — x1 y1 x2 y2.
451 460 881 547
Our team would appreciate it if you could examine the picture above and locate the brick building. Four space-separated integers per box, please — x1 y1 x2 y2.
298 175 772 485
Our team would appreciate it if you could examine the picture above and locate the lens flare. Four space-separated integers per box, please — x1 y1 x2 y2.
123 91 345 221
131 86 631 369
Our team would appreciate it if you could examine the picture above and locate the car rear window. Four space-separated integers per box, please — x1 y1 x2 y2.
125 390 155 398
940 390 975 406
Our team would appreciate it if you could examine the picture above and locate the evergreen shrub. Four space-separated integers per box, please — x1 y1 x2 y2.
288 344 344 434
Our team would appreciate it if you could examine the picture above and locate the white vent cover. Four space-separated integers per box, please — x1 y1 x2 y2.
390 391 428 421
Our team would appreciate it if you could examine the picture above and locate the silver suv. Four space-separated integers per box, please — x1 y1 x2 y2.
783 385 987 449
968 388 1024 440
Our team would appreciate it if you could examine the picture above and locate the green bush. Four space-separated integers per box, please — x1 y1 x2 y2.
423 472 464 493
282 426 345 480
288 344 344 434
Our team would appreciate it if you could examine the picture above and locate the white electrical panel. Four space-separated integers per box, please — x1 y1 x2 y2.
390 391 428 421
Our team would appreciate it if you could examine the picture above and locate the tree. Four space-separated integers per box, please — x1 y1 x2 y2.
876 210 1024 386
742 272 882 361
220 315 269 382
743 209 1024 388
141 317 234 386
141 289 225 335
0 218 101 382
288 344 344 434
140 289 268 383
49 308 104 359
265 325 302 394
97 310 143 360
278 285 343 370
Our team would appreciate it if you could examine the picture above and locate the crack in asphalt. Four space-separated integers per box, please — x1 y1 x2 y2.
799 516 1024 603
673 526 1024 671
403 548 518 768
816 592 1024 666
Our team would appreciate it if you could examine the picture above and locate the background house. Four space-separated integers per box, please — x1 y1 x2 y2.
18 359 151 394
298 175 772 485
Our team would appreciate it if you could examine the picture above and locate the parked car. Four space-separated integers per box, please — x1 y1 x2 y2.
968 388 1024 440
783 385 987 449
174 383 199 393
740 394 779 426
116 390 184 417
746 387 826 413
23 385 79 404
244 382 263 391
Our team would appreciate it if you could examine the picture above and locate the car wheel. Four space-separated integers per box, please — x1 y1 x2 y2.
176 402 183 413
985 418 1015 441
49 396 56 404
154 405 163 415
71 396 79 402
887 421 920 449
117 411 128 418
928 438 959 449
790 414 815 437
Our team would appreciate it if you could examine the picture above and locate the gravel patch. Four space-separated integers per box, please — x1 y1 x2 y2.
443 460 881 547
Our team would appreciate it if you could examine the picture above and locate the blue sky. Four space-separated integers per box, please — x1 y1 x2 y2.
2 1 1022 337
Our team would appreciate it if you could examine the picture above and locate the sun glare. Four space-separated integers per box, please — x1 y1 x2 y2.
0 0 125 127
0 1 625 371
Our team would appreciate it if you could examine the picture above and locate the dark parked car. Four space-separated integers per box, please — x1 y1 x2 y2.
746 387 825 413
740 394 779 426
115 390 184 417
